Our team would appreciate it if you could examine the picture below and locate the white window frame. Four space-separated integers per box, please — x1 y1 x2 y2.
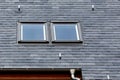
51 22 82 42
19 23 48 42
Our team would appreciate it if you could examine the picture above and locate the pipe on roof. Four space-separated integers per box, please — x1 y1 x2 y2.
70 69 80 80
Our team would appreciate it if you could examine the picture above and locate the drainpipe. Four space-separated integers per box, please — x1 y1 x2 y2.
70 69 80 80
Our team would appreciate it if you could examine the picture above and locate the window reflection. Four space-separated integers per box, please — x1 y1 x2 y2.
21 24 45 41
53 24 79 41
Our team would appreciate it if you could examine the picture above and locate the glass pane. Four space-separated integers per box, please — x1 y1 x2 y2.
22 24 44 40
54 24 78 40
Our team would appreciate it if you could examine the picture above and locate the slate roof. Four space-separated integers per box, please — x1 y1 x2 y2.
0 0 120 80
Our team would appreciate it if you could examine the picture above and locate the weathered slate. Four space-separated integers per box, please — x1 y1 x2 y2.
0 0 119 80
